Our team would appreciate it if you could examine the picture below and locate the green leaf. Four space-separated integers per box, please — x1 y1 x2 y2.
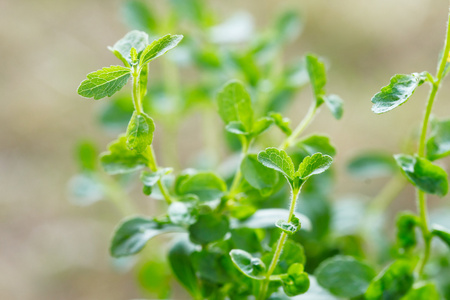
401 282 441 300
365 260 414 300
125 112 155 153
191 249 233 284
225 121 248 135
168 201 198 226
76 140 98 171
257 147 295 180
305 54 327 105
121 0 157 32
281 263 310 296
177 171 227 201
110 217 184 257
130 47 138 63
315 255 376 298
230 228 262 253
139 34 184 66
296 153 333 180
236 209 312 231
251 117 274 136
168 238 202 299
431 225 450 248
241 154 279 191
426 118 450 161
270 112 292 135
322 94 343 120
217 80 254 133
188 214 229 244
108 30 149 64
394 154 448 196
371 73 427 114
77 66 131 100
100 135 150 174
275 11 302 43
229 249 266 280
140 168 172 196
396 212 420 250
262 240 305 274
296 135 336 157
276 215 300 235
347 152 397 179
139 63 148 99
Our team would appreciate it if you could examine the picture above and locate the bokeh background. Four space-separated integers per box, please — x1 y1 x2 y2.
1 0 450 299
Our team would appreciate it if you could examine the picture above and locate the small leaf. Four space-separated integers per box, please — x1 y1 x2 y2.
251 117 274 136
431 225 450 248
177 171 227 201
365 260 414 300
402 282 441 300
347 152 397 179
230 249 266 280
296 135 336 157
315 255 376 298
126 112 155 153
139 63 148 99
396 212 420 250
108 30 149 64
236 209 312 231
168 238 202 299
76 140 98 171
257 147 295 180
140 168 172 195
426 118 450 161
371 73 427 114
241 154 279 191
394 154 448 196
188 214 229 244
217 80 254 133
262 240 305 274
110 217 184 257
322 94 343 120
168 201 198 226
77 66 131 100
130 47 138 63
140 34 183 66
296 153 333 180
281 263 310 296
275 215 300 235
100 135 150 174
225 121 249 135
270 112 292 135
305 54 327 105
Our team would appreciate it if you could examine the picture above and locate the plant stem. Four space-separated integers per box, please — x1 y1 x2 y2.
415 6 450 276
228 137 250 197
132 68 143 114
280 103 317 150
147 145 173 205
258 186 300 300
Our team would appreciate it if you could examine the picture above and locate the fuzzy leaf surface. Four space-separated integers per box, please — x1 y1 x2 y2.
241 154 279 191
126 112 155 153
140 34 183 65
77 66 131 100
296 153 333 179
257 147 295 180
108 30 148 64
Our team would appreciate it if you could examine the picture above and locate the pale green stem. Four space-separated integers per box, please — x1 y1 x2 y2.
147 145 173 205
280 103 317 150
258 186 300 300
416 6 450 276
132 68 143 115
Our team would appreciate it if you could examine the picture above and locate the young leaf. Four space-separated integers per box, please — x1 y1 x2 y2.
110 217 184 257
139 63 148 99
225 121 248 135
347 152 397 179
168 201 198 226
77 66 131 100
139 34 184 66
188 214 229 245
177 171 227 201
402 282 441 300
371 73 427 114
251 117 274 136
296 135 336 157
108 30 149 64
322 94 343 120
394 154 448 196
431 225 450 248
295 153 333 180
315 256 376 298
257 147 295 180
217 80 254 133
140 168 172 195
229 249 266 280
365 260 414 300
262 240 305 274
396 212 419 250
168 238 202 299
270 112 292 135
241 154 279 191
426 118 450 161
126 112 155 153
305 54 327 105
236 209 312 231
275 215 300 235
281 263 310 296
100 135 150 174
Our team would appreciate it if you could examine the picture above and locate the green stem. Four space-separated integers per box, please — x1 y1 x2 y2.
280 103 317 150
258 186 300 300
132 68 143 115
415 6 450 276
147 145 173 205
228 138 250 197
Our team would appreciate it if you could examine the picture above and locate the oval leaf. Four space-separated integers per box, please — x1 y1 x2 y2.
230 249 266 280
108 30 149 64
140 34 183 65
177 171 227 202
296 153 333 180
126 112 155 153
257 147 295 180
241 154 279 190
77 66 131 100
426 118 450 161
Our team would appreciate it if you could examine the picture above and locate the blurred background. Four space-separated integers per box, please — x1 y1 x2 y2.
1 0 450 299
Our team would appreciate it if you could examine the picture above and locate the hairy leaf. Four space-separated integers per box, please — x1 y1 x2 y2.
276 215 300 235
140 34 183 65
126 112 155 153
396 212 419 250
108 30 148 64
177 171 227 201
78 66 131 100
257 147 295 180
270 112 292 135
296 153 333 180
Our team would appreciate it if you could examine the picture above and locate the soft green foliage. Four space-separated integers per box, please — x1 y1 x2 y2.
76 141 98 171
275 215 300 235
126 112 155 153
347 152 397 178
140 168 172 195
139 34 183 66
396 212 419 250
229 249 266 280
305 54 326 105
108 30 149 64
315 256 376 298
371 73 427 114
401 282 441 300
270 112 292 135
426 118 450 161
295 153 333 180
431 225 450 248
241 154 279 191
365 260 414 300
77 66 131 100
394 154 448 196
281 263 310 296
188 214 229 244
176 171 227 201
322 94 343 120
296 135 336 157
257 148 295 180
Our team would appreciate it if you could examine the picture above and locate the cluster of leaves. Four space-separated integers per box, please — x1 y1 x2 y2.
72 1 450 299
